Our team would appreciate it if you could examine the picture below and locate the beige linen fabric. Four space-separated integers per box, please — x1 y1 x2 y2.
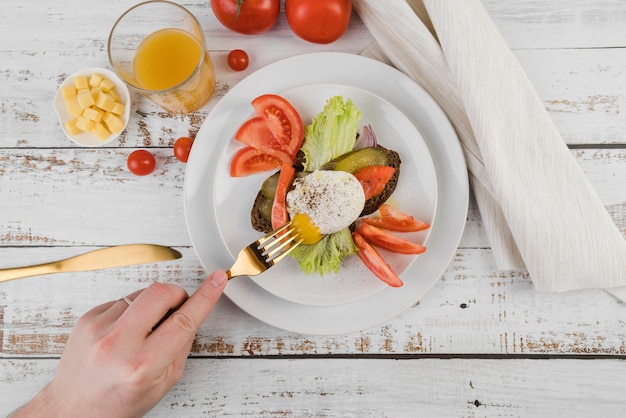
354 0 626 292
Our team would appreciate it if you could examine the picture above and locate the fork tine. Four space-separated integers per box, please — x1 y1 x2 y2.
268 236 303 265
262 230 300 261
256 221 292 246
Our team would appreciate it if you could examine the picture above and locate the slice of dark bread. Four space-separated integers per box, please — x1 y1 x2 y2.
250 145 401 233
251 191 273 233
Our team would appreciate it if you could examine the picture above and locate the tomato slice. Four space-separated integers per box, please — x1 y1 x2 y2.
357 222 426 255
271 163 296 229
234 118 292 164
230 146 282 177
361 204 430 232
235 94 304 164
353 165 395 200
352 232 403 287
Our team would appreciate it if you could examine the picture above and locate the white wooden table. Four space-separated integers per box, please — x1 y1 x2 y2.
2 0 625 416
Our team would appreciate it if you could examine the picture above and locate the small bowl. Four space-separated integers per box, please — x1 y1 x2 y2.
53 67 131 146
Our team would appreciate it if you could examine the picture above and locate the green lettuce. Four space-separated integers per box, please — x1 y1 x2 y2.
301 96 362 171
290 228 357 275
290 96 362 275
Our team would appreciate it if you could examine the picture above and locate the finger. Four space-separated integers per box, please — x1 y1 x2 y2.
78 287 144 323
118 283 189 336
88 288 145 325
144 270 227 368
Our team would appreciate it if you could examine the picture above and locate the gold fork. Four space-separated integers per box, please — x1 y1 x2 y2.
226 221 303 279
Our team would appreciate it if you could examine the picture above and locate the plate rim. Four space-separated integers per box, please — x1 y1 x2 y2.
184 52 469 335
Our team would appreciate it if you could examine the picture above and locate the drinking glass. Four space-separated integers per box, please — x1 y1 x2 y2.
108 0 216 113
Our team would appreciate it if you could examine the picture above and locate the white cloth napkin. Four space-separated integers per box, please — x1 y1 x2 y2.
354 0 626 293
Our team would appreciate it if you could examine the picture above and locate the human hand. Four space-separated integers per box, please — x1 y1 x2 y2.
12 270 228 418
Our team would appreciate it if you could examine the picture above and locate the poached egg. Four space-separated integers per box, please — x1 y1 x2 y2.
286 170 365 235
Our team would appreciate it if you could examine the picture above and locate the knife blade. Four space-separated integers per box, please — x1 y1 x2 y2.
0 244 182 283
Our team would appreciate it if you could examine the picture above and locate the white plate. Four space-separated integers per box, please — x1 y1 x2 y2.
184 52 469 335
53 67 130 146
215 83 437 306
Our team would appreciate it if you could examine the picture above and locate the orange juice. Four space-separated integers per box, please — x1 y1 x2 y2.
130 28 215 113
134 28 202 90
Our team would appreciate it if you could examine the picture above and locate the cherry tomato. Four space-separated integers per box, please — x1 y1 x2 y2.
173 136 194 163
357 222 426 255
127 150 156 176
227 49 249 71
234 94 304 164
361 204 430 232
211 0 280 35
352 231 403 287
230 146 282 176
285 0 352 44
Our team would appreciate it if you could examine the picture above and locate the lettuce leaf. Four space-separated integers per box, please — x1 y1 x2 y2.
301 96 362 171
290 228 357 275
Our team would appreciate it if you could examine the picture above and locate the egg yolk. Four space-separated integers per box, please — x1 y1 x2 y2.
291 213 323 245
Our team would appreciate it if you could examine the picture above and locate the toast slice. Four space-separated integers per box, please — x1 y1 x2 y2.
251 145 401 233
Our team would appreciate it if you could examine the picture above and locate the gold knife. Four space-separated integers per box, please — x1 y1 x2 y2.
0 244 182 283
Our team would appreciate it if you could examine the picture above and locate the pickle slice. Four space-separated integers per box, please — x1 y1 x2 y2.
261 170 308 200
322 147 390 173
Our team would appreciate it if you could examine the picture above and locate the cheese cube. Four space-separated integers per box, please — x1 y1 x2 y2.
103 112 125 133
77 89 95 109
75 115 95 132
110 102 125 116
64 99 83 118
99 78 115 92
83 106 103 122
74 76 89 90
90 87 102 101
90 122 111 140
64 119 82 136
95 91 115 111
89 73 104 87
61 86 76 100
107 88 120 101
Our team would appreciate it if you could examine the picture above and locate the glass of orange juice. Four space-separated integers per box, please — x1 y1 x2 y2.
107 0 215 113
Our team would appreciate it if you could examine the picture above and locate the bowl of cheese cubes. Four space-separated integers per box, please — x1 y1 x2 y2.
54 67 130 146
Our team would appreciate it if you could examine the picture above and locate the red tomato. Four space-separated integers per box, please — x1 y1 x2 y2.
173 136 194 163
361 204 430 232
271 163 296 229
353 165 395 200
285 0 352 44
230 146 282 177
352 231 403 287
227 49 249 71
127 150 156 176
357 222 426 255
211 0 280 35
235 94 304 164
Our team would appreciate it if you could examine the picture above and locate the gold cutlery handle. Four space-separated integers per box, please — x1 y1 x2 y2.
0 262 63 282
0 244 182 283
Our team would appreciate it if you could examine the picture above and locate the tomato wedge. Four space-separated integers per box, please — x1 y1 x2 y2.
361 204 430 232
353 165 395 200
230 146 282 177
235 94 304 164
357 222 426 255
271 162 296 229
352 231 403 287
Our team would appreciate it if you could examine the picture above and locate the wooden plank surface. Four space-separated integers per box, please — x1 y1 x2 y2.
2 358 626 417
1 0 626 416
